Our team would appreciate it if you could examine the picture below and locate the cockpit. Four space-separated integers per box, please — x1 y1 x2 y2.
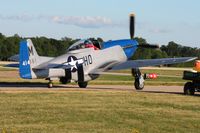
67 39 101 51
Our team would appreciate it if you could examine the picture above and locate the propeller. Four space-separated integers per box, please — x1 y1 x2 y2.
129 13 135 39
129 13 159 84
129 13 159 49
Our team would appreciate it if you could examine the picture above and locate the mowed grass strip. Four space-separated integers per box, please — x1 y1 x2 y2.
0 90 200 133
112 68 184 76
0 69 187 86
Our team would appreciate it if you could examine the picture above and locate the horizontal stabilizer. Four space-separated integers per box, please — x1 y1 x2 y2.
5 63 19 68
33 63 73 70
9 54 19 62
33 56 84 70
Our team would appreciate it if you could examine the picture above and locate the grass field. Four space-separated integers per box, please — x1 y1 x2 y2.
0 90 200 133
0 62 200 132
113 69 184 76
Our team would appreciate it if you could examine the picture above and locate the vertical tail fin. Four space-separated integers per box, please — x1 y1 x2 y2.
19 39 39 79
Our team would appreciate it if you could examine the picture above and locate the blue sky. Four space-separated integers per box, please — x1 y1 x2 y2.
0 0 199 47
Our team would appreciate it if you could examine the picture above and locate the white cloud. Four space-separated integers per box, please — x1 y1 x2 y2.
148 29 171 34
50 15 113 28
0 14 123 28
0 14 33 22
136 21 172 34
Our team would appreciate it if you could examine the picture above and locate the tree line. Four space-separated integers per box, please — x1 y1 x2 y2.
133 37 200 67
0 33 199 67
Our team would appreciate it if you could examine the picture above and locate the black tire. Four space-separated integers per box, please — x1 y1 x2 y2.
78 82 88 88
59 77 68 84
184 82 195 95
134 78 144 90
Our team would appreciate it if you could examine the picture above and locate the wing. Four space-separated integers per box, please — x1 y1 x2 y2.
33 63 73 70
9 54 19 62
111 57 197 70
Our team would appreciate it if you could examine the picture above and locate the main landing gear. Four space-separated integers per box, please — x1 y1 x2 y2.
132 68 145 90
78 82 88 88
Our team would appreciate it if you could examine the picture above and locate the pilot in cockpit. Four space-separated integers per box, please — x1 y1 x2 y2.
67 39 101 52
84 40 99 50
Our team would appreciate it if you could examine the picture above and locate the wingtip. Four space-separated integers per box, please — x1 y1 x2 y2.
191 57 198 60
186 57 198 62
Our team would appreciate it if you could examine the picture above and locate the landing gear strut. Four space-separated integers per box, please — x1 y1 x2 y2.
132 68 145 90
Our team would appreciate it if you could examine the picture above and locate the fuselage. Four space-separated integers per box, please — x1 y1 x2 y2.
32 45 128 82
20 39 139 83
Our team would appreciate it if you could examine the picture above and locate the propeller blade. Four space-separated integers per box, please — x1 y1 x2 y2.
130 13 135 39
138 44 160 49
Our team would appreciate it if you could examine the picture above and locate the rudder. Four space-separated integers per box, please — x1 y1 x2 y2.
19 39 39 79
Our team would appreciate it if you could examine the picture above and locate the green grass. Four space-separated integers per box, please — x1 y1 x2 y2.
141 69 183 76
97 74 183 82
0 67 17 71
87 75 185 86
113 69 184 76
0 90 200 133
93 74 186 85
0 68 188 86
0 74 186 86
0 65 199 132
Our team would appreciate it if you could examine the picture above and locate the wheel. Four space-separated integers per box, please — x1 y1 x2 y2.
78 82 88 88
134 78 144 90
184 82 195 95
48 82 53 88
59 77 69 84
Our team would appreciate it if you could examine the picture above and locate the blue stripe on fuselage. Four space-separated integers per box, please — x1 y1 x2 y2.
19 40 32 79
102 39 138 59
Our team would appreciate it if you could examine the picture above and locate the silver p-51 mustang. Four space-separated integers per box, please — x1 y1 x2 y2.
11 14 197 89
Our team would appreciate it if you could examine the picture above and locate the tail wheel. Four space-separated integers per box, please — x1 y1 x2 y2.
47 79 53 88
78 82 88 88
48 82 53 88
184 82 195 95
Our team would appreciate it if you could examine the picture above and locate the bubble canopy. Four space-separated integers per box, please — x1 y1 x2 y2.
67 39 93 51
67 39 102 51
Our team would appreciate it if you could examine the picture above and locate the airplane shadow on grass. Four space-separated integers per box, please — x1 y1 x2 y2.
0 82 133 90
139 90 200 97
0 82 75 89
